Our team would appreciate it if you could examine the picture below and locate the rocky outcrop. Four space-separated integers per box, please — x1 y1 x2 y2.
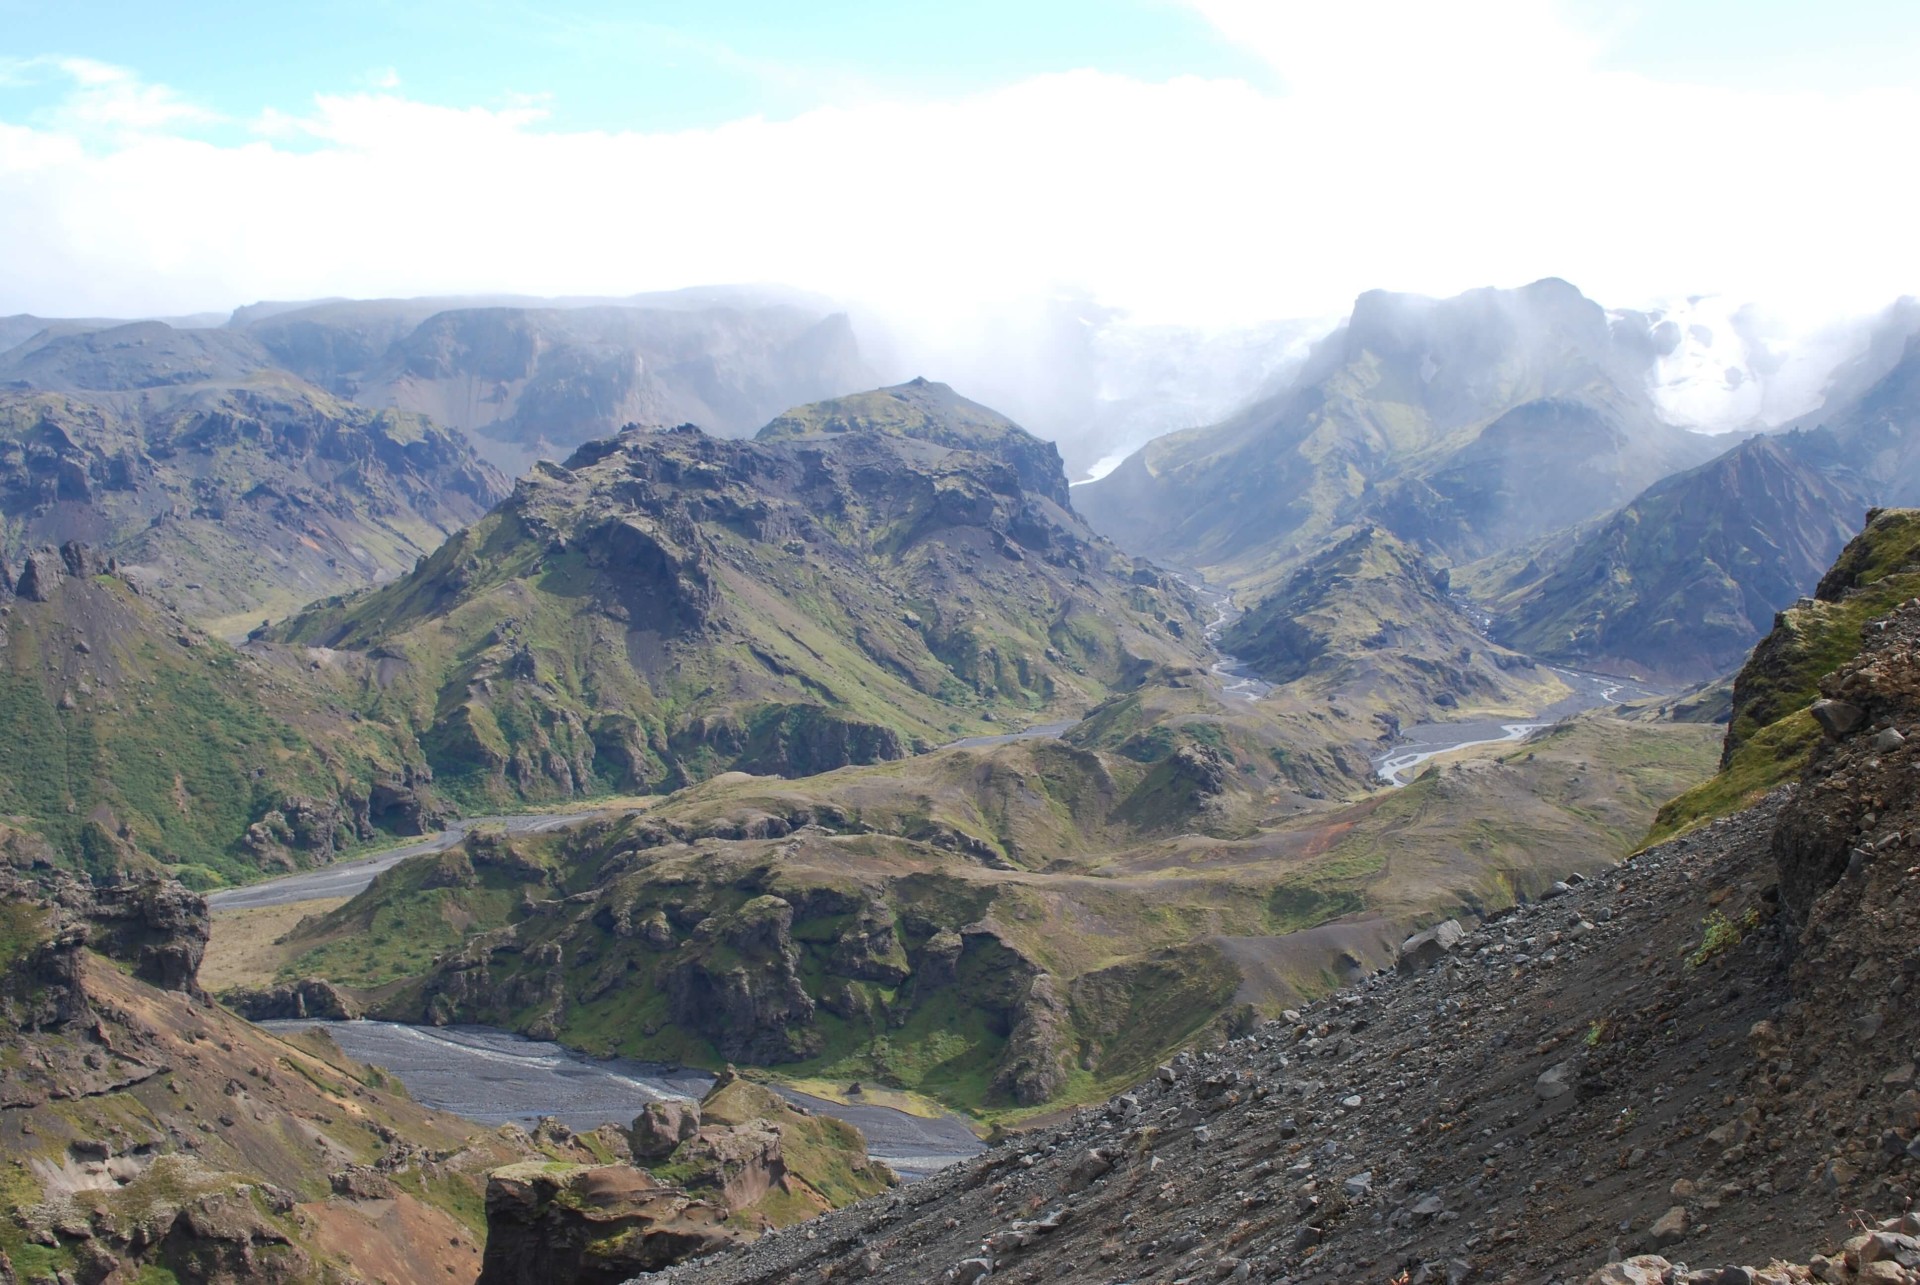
665 895 820 1063
992 973 1073 1106
155 1187 314 1283
85 874 210 995
1772 594 1920 928
673 1121 787 1210
1395 917 1465 974
478 1163 733 1285
223 976 361 1021
0 869 209 1024
632 1100 703 1161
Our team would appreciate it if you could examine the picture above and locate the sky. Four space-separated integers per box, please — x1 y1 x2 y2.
3 0 1919 326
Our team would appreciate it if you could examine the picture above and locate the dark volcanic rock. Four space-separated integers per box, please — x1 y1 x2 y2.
223 976 361 1021
478 1163 731 1285
665 895 820 1062
0 869 210 1011
86 874 210 995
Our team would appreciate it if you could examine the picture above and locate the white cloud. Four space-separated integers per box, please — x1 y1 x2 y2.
3 56 222 134
0 7 1916 331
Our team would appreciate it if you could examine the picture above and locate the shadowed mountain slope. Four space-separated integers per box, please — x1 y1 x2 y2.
1077 278 1721 589
1495 433 1868 682
1490 329 1920 682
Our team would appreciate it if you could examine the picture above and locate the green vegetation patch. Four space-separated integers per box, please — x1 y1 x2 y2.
1651 509 1920 843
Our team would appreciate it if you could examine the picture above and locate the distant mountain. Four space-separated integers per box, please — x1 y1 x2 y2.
236 299 877 473
862 293 1328 479
0 369 506 631
1221 524 1553 721
1078 278 1722 589
275 382 1205 804
0 311 230 355
1492 324 1920 682
0 319 277 390
1494 433 1867 682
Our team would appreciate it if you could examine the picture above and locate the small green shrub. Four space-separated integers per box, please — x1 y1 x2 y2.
1688 907 1760 967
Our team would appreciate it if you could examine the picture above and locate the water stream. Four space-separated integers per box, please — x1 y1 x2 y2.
1370 666 1665 787
1174 574 1275 702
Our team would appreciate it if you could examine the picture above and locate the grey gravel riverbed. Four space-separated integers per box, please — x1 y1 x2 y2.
265 1020 985 1180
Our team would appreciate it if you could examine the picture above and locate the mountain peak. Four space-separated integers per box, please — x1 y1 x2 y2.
757 381 1071 505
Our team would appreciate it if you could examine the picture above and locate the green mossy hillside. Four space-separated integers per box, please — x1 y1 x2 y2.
1221 524 1567 730
0 559 428 882
267 709 1715 1118
275 409 1205 810
1650 507 1920 842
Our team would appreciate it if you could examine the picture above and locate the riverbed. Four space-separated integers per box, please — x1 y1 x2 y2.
265 1020 985 1180
206 810 608 911
1370 666 1665 786
1175 574 1276 702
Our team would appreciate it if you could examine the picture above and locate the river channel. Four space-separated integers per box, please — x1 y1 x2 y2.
205 811 609 912
1369 666 1665 786
265 1020 985 1180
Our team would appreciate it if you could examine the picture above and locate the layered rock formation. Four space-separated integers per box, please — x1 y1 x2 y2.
0 371 505 628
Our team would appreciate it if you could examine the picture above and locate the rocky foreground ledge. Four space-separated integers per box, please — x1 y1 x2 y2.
631 602 1920 1284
